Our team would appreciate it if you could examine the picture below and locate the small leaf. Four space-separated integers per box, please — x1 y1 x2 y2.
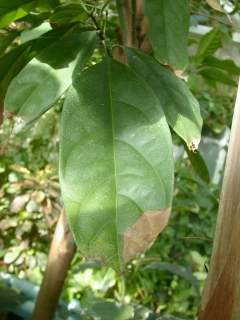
20 22 52 43
60 58 174 270
126 48 202 148
0 0 35 16
31 191 45 203
4 29 96 123
203 56 240 75
145 261 199 288
144 0 190 70
0 31 19 57
206 0 225 12
0 286 25 312
0 44 32 101
50 3 88 26
196 28 223 63
184 144 210 183
91 302 134 320
10 194 30 213
0 0 59 27
200 67 237 86
0 2 34 28
0 27 71 100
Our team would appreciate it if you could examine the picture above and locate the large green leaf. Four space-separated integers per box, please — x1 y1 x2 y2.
4 29 96 123
144 0 189 70
60 58 174 270
126 48 202 149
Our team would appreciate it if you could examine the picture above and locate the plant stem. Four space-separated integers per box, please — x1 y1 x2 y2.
198 78 240 320
32 211 76 320
131 0 136 46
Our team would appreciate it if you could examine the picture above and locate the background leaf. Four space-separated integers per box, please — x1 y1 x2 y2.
145 261 199 289
0 0 58 28
196 28 223 63
0 31 19 57
50 3 88 26
184 143 210 183
126 48 202 148
144 0 189 70
203 56 240 75
200 67 237 86
91 301 134 320
206 0 225 13
4 28 96 123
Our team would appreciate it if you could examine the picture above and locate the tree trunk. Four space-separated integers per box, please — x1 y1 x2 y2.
114 0 150 62
32 211 76 320
198 79 240 320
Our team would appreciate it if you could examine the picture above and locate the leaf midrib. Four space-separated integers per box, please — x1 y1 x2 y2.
106 59 121 267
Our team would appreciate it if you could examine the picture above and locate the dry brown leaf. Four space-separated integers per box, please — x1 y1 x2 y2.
9 164 30 175
206 0 225 12
42 198 53 215
31 190 45 203
123 208 171 262
10 194 30 213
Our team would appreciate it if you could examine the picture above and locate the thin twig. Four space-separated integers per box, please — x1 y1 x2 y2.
183 236 213 243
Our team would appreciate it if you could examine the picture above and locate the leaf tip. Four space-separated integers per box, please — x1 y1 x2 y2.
188 139 200 152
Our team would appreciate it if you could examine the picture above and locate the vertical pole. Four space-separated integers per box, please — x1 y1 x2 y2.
199 79 240 320
32 211 76 320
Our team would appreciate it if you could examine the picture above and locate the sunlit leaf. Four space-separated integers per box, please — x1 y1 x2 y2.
4 29 96 123
20 22 52 43
0 0 59 27
126 48 202 149
60 58 174 270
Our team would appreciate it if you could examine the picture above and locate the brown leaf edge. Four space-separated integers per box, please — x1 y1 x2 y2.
123 208 171 262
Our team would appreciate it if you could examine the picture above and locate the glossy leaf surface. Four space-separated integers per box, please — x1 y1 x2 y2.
60 58 174 270
127 48 202 149
144 0 189 70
